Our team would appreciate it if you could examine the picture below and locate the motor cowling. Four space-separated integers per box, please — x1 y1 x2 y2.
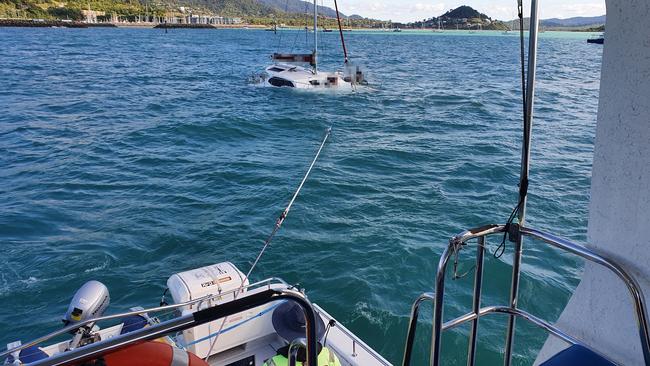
63 280 110 326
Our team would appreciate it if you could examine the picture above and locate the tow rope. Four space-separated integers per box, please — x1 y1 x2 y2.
203 127 332 360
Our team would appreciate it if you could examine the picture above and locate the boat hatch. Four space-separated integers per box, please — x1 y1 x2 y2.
268 66 285 72
272 53 315 66
268 77 295 88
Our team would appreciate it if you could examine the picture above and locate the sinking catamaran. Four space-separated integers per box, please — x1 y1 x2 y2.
259 0 365 89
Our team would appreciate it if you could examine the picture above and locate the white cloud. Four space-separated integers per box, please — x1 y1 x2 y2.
480 5 515 21
322 0 446 22
411 3 445 13
544 3 606 18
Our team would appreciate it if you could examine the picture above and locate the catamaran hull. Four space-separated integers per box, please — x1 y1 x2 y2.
260 64 356 90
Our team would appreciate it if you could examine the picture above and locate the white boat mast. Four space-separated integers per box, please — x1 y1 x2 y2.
313 0 318 73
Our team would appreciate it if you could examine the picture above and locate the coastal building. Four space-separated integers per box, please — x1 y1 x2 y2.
190 15 242 25
163 15 242 25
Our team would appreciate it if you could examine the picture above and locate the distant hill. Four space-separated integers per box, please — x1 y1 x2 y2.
507 15 606 30
542 15 605 28
440 5 489 20
185 0 275 16
257 0 345 18
0 0 369 24
405 5 507 30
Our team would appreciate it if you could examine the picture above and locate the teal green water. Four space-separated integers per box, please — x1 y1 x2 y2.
0 28 601 364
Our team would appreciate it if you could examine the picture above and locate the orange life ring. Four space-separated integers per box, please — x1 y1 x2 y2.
99 341 208 366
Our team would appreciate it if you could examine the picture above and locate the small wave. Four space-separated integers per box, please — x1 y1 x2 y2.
19 276 39 285
0 273 9 296
84 259 110 273
351 301 383 326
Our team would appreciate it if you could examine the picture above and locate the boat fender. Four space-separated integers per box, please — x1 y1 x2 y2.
120 315 148 334
263 346 341 366
5 345 49 364
93 341 209 366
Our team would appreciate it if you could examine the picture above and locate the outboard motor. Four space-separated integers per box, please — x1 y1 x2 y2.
63 280 110 349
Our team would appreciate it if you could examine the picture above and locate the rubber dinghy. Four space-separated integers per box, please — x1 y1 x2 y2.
1 263 391 366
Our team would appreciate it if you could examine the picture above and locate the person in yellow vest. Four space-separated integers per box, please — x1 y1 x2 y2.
263 301 342 366
263 344 341 366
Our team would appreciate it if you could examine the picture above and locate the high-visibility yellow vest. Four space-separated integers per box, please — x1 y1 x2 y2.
262 347 341 366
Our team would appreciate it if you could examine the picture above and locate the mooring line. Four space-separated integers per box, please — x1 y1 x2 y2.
202 127 332 360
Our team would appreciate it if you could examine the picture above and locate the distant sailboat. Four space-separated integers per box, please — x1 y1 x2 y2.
257 0 366 89
432 19 444 33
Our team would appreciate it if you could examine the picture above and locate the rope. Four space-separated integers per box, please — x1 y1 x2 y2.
274 0 292 53
288 0 310 53
202 127 332 361
494 199 523 258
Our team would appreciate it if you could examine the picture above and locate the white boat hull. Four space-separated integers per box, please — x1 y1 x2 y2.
260 64 356 90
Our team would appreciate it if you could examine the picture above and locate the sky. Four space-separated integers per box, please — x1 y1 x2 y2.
321 0 606 23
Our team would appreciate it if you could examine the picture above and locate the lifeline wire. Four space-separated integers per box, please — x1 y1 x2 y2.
203 127 332 360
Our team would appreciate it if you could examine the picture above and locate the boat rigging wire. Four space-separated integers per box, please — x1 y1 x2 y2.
274 0 290 53
202 127 333 360
449 1 532 272
518 0 527 112
494 0 531 259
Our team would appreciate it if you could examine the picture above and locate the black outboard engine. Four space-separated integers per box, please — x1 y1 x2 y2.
63 280 110 349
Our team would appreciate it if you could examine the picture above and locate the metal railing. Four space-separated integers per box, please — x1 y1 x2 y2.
402 224 650 366
25 287 319 366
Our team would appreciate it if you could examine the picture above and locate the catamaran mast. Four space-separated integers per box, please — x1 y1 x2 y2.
313 0 318 73
334 0 348 63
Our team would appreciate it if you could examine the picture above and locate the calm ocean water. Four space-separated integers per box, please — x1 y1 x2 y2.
0 28 601 364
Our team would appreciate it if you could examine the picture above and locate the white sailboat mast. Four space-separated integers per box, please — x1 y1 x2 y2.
313 0 318 73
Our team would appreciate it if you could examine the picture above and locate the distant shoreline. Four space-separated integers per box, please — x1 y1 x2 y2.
0 19 602 32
